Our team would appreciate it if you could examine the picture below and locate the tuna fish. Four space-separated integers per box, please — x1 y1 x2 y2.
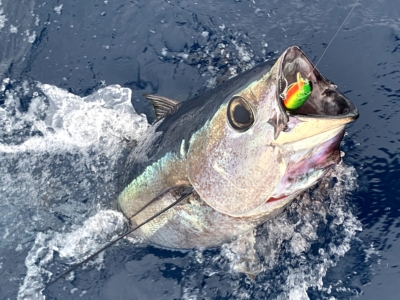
117 46 359 249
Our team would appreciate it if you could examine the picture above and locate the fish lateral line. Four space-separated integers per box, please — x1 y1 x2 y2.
46 186 194 288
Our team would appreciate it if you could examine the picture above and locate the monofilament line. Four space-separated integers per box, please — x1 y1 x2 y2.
46 186 194 287
308 0 360 77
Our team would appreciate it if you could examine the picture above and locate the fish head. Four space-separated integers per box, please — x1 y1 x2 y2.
187 46 358 217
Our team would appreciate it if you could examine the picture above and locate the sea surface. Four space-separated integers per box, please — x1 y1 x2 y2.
0 0 399 299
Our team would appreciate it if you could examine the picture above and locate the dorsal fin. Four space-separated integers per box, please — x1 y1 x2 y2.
143 94 181 120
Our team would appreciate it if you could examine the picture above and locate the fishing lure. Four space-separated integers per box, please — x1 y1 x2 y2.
281 72 312 111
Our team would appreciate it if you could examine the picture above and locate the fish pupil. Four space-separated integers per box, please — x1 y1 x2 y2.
233 104 250 124
227 96 254 131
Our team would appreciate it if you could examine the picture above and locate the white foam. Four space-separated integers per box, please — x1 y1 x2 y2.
54 4 63 15
23 29 36 43
18 210 126 300
185 163 361 299
0 5 6 31
0 82 149 213
0 82 148 152
0 81 149 298
9 24 17 33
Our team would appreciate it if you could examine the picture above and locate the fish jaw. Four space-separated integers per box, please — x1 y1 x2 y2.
274 46 359 140
241 126 346 217
235 46 359 217
257 46 359 211
271 127 345 200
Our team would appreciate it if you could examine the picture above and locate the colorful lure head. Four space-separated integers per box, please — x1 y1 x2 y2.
282 72 312 111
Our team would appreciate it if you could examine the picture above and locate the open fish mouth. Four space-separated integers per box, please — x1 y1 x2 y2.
277 46 359 121
246 46 360 216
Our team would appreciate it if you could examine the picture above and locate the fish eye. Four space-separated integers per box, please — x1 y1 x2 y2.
227 96 254 132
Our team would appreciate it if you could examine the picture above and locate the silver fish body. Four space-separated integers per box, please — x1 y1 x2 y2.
117 46 358 249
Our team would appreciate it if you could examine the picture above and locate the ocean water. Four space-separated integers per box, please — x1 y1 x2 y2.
0 0 399 299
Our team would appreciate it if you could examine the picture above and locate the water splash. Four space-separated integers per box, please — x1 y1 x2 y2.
0 80 149 299
18 210 126 300
185 163 362 299
158 25 259 89
1 80 148 209
1 80 362 299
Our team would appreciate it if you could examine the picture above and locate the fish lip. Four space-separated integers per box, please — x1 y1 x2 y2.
277 46 359 123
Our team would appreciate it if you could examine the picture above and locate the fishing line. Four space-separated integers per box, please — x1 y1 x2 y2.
46 186 194 287
124 184 190 220
307 0 360 77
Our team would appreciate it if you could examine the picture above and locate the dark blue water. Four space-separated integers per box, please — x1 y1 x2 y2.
0 0 399 299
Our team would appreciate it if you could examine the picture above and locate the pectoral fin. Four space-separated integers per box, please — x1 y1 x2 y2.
143 94 181 120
